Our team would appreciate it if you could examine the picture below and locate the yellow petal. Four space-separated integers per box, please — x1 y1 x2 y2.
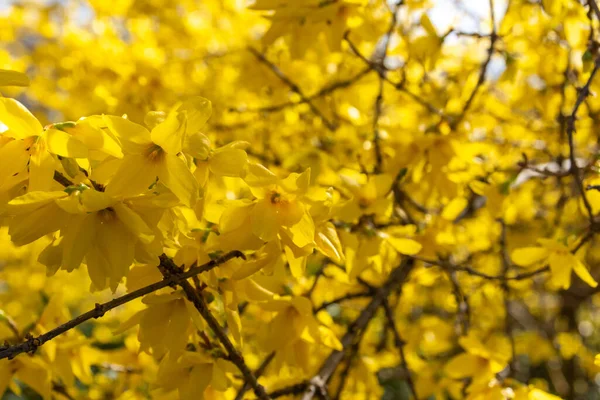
0 140 29 184
225 310 243 346
387 236 422 255
105 155 158 198
103 115 151 154
165 300 190 355
112 203 154 244
0 69 29 87
150 110 186 154
548 252 572 290
441 197 468 220
315 222 345 264
45 128 89 158
179 96 212 135
285 246 307 279
79 189 115 212
571 256 598 288
315 325 343 350
8 203 66 245
0 98 42 139
444 353 486 379
210 148 248 177
5 191 68 215
61 215 95 272
251 199 279 241
158 153 198 207
287 211 315 248
28 146 56 192
511 247 550 266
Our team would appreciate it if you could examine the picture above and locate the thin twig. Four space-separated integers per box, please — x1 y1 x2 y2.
158 256 271 400
235 352 276 400
381 298 418 399
0 251 245 360
565 57 600 225
313 291 373 313
231 67 372 114
248 47 337 131
451 0 497 128
301 259 415 400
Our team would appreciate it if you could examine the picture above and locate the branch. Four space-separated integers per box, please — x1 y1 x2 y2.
234 351 275 400
0 251 245 360
372 77 385 174
248 47 337 131
301 259 415 400
344 33 445 117
565 57 600 225
158 256 271 400
313 291 373 313
230 67 372 114
381 298 418 400
53 171 74 187
589 0 600 21
451 0 497 128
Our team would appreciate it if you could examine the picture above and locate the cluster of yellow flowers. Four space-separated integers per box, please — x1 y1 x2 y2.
1 0 600 399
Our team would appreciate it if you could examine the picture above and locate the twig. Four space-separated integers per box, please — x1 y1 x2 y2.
235 351 276 400
381 298 418 399
0 251 245 360
498 219 516 376
372 77 385 174
313 291 373 313
589 0 600 21
565 57 600 225
158 256 271 400
231 67 372 114
53 171 74 187
344 33 445 117
248 47 337 131
451 0 497 128
301 259 415 400
332 341 359 400
270 382 309 398
410 255 549 281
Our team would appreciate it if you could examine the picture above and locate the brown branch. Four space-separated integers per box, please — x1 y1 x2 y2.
313 291 373 313
381 298 418 400
565 57 600 225
372 77 385 174
270 382 309 398
344 33 445 117
589 0 600 21
451 0 497 128
53 171 74 187
234 351 276 400
332 340 360 400
498 219 516 376
231 67 372 114
0 251 245 360
158 255 271 400
301 259 415 400
410 255 550 281
248 47 337 131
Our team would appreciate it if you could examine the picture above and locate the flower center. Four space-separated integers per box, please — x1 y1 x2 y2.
145 143 165 163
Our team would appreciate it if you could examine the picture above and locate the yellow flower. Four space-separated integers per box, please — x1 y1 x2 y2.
259 296 342 369
102 97 211 207
0 98 89 192
511 238 597 289
444 333 511 392
154 351 236 398
5 187 159 291
117 291 204 359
